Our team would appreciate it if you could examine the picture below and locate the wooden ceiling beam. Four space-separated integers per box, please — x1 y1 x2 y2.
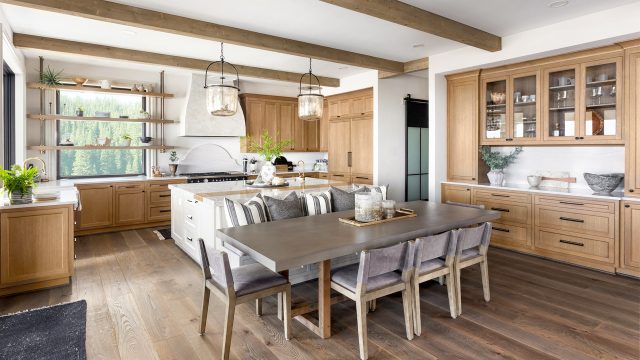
320 0 501 52
1 0 404 72
379 57 428 79
13 34 341 87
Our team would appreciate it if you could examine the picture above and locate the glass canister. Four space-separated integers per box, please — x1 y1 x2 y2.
371 192 384 221
355 193 375 222
381 199 396 219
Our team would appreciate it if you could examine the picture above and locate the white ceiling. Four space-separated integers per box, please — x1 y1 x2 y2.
2 0 639 84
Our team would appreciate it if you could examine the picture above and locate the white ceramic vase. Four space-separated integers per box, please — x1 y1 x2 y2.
260 162 276 184
487 170 504 186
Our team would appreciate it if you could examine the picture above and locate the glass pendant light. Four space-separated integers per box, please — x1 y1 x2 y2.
298 58 324 121
204 43 240 116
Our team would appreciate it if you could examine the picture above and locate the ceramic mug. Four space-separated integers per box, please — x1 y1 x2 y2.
522 95 530 102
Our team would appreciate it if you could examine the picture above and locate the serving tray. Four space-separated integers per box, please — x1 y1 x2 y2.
246 181 290 188
339 208 417 227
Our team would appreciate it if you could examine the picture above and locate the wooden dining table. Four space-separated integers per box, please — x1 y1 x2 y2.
216 200 501 339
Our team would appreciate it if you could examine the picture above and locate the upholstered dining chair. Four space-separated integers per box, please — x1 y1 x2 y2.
412 231 457 336
197 239 292 360
452 222 492 316
330 241 415 360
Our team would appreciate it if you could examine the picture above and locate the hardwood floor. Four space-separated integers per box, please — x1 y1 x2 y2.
0 229 638 359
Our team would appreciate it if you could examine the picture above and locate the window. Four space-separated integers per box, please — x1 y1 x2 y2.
3 62 15 169
56 91 146 178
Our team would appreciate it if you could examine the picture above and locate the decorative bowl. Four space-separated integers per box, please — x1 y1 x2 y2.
490 92 506 105
72 77 87 86
583 173 624 193
527 175 542 187
139 136 153 144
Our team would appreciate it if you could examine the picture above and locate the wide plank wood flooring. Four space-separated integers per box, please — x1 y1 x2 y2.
0 229 638 359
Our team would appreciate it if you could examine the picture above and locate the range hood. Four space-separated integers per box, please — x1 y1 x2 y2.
179 73 246 137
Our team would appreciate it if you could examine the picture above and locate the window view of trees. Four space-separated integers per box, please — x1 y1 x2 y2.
57 91 146 178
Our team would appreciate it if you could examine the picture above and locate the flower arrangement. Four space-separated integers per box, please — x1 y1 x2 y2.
247 130 293 162
479 146 523 171
169 151 179 164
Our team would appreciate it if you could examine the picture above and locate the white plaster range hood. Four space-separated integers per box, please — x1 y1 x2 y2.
179 73 246 137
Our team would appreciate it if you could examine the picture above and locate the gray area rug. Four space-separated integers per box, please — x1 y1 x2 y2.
0 300 87 360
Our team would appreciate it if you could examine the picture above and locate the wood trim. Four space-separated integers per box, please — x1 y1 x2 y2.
74 220 170 236
379 57 429 79
28 113 175 124
6 1 403 72
320 0 501 52
14 34 340 87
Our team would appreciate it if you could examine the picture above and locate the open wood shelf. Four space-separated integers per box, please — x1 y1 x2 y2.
27 82 174 98
28 145 174 151
27 114 176 124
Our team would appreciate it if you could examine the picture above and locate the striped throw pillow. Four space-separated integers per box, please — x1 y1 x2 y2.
303 191 332 215
224 194 269 227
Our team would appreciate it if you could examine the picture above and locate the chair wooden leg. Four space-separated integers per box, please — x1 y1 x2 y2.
480 259 490 302
369 299 377 312
446 273 457 319
256 298 263 316
455 265 462 316
401 288 414 341
222 297 236 360
356 299 368 360
277 293 283 320
283 286 292 340
438 276 444 285
199 286 210 335
412 279 422 336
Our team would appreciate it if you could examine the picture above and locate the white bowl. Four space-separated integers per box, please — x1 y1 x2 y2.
527 175 542 187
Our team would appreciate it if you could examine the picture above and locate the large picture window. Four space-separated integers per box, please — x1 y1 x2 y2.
57 91 146 178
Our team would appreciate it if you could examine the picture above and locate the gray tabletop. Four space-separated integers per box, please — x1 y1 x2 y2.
216 201 501 272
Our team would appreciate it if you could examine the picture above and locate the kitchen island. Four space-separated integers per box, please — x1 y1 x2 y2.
169 178 357 283
0 187 79 296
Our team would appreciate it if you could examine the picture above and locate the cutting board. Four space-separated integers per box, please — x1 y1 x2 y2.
538 171 571 189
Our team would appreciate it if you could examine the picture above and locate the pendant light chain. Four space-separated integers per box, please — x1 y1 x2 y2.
220 43 225 81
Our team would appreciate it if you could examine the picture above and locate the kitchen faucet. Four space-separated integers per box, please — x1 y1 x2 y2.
23 157 49 182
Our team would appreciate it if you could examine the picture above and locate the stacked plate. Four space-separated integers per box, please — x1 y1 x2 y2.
33 190 61 201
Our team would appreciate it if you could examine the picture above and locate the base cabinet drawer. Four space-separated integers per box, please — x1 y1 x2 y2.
148 206 172 222
474 189 531 204
536 207 614 238
352 174 373 185
534 230 614 264
490 223 531 250
475 200 531 224
149 190 172 206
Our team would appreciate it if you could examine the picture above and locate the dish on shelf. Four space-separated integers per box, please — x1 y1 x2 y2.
490 92 506 105
72 77 87 86
33 190 61 201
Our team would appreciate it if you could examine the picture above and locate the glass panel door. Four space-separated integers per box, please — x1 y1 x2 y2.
583 60 620 139
546 68 577 139
483 79 508 140
512 74 538 140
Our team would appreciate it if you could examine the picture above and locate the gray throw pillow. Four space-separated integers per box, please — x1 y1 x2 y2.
329 186 367 212
263 192 304 221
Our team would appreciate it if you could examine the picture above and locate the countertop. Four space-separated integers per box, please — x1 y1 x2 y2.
35 175 188 189
0 187 79 210
442 181 628 201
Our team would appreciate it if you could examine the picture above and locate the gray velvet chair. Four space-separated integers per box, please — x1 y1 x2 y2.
452 222 492 316
330 241 415 360
412 231 457 336
197 239 292 360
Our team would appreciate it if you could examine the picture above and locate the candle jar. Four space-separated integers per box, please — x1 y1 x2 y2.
381 200 396 219
371 193 384 221
355 193 375 222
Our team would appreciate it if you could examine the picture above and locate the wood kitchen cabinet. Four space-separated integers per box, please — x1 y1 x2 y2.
624 42 640 197
328 89 373 120
0 205 74 296
76 184 113 230
114 183 146 225
328 119 351 174
620 201 640 277
319 99 329 152
441 183 473 204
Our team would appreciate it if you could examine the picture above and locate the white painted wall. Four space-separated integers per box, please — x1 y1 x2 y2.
429 2 640 201
377 74 428 200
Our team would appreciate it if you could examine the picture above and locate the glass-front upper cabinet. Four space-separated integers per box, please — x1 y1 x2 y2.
511 71 540 142
481 77 508 142
581 58 622 140
544 65 579 141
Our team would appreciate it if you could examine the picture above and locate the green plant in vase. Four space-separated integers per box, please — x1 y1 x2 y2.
121 133 133 147
247 130 293 183
0 165 39 204
40 65 63 86
479 146 523 185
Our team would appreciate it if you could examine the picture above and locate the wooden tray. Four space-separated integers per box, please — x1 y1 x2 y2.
339 208 417 227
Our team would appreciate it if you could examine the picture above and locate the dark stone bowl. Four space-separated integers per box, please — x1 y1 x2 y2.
583 173 624 193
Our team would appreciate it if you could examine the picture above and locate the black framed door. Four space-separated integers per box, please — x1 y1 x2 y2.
405 96 428 201
3 62 15 169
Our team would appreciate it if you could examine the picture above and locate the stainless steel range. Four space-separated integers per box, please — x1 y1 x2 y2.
182 171 248 183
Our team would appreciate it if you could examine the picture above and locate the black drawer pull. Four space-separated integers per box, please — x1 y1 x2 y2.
355 176 369 179
187 215 193 220
559 201 584 206
186 236 193 242
187 199 193 203
560 239 584 247
559 216 584 223
492 227 510 233
491 194 510 198
625 204 631 208
160 210 171 213
491 207 510 212
159 194 171 198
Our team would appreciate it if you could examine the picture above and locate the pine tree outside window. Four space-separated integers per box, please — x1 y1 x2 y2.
56 91 146 178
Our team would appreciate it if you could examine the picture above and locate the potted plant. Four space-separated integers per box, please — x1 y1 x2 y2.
75 106 84 117
168 150 179 176
480 146 523 185
0 165 39 204
40 65 63 86
121 133 133 147
247 130 293 184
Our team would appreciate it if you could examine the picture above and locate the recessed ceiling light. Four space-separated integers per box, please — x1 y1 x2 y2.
121 29 137 36
547 0 569 8
412 43 425 48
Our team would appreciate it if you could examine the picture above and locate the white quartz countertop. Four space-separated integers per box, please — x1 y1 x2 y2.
442 181 626 201
36 175 187 189
0 187 79 210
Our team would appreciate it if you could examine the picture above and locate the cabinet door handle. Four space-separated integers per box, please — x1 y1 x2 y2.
625 204 630 208
559 216 584 223
348 152 352 167
160 209 171 213
491 207 510 212
492 227 510 233
187 215 193 220
159 194 171 198
560 239 584 247
630 189 635 192
186 236 193 242
490 193 510 198
355 176 369 179
559 201 584 206
575 136 580 140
